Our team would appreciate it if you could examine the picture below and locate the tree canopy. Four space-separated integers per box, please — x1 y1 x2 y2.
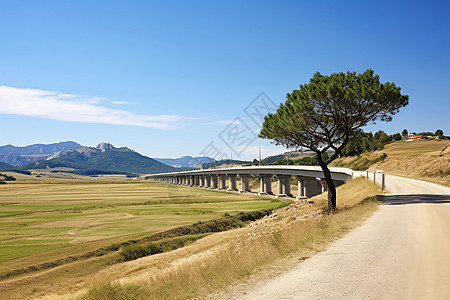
402 129 408 138
435 129 444 136
260 69 409 211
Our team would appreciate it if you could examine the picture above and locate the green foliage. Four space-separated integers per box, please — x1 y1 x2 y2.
435 129 444 136
341 130 391 157
259 69 408 210
0 168 31 175
121 244 149 261
391 133 402 141
259 69 409 154
120 235 206 261
402 129 408 138
417 131 434 136
0 173 16 181
201 159 250 169
438 170 450 177
83 282 150 300
341 153 388 170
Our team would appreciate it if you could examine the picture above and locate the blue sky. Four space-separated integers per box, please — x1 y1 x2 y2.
1 0 449 160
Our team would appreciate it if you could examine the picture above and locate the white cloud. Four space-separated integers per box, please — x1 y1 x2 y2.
112 100 136 105
0 86 181 129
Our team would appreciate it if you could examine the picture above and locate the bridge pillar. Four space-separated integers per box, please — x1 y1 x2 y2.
295 176 308 200
204 175 211 188
239 174 251 192
198 175 204 187
211 175 218 189
303 178 320 197
319 178 327 193
218 175 227 190
228 174 237 191
259 174 273 196
277 175 292 197
193 175 200 187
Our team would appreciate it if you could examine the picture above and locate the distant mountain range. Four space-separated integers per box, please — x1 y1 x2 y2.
23 142 177 174
1 141 316 175
0 141 82 166
154 156 215 168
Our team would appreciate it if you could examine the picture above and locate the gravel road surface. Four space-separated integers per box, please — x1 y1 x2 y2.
232 175 450 299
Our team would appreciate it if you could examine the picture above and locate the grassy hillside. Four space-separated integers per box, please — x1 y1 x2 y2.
332 140 450 186
262 151 315 164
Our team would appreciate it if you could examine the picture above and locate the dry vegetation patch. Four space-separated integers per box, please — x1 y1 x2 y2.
42 178 380 300
333 140 450 187
0 182 290 299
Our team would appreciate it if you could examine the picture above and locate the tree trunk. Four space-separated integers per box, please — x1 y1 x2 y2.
316 154 337 212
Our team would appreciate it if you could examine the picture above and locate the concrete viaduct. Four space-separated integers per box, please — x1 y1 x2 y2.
145 166 356 199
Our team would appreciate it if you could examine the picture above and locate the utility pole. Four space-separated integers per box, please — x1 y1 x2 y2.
258 146 262 166
286 148 290 165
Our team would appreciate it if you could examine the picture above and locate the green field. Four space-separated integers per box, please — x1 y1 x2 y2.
0 181 287 274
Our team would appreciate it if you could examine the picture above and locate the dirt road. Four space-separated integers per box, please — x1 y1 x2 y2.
229 175 450 299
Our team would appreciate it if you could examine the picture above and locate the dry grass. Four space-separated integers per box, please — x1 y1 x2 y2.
0 181 291 300
42 178 380 300
1 170 135 182
333 140 450 187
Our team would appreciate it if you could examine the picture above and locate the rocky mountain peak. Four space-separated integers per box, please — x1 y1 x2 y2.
96 142 115 152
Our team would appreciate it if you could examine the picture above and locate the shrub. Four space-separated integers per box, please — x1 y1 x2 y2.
3 169 31 175
120 244 149 261
83 282 149 300
146 242 162 255
120 235 208 261
0 173 16 181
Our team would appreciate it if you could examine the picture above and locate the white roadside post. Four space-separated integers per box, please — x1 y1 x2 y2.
376 170 385 192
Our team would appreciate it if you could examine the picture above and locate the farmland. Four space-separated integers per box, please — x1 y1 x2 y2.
0 179 288 279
